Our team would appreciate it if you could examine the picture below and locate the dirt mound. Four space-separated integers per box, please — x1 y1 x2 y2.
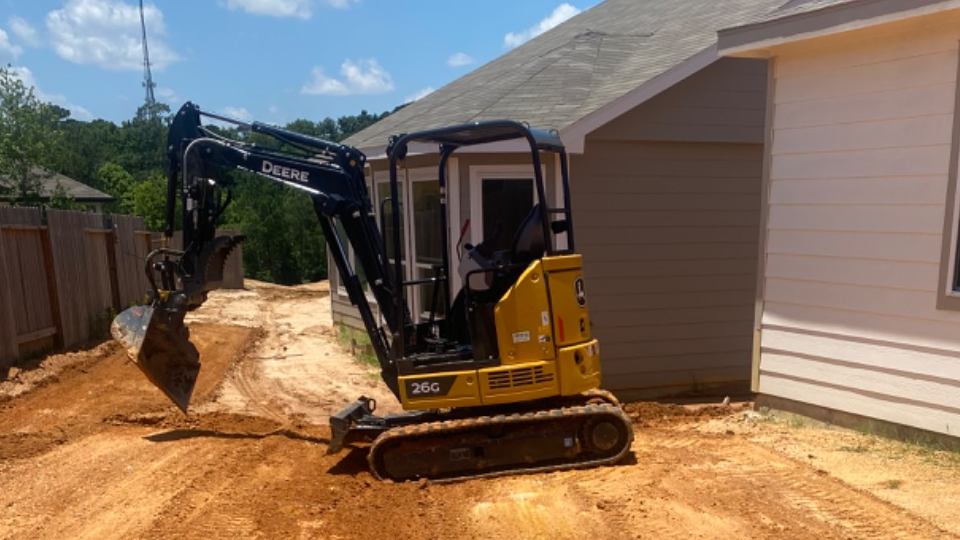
622 401 748 427
0 324 256 461
1 283 958 540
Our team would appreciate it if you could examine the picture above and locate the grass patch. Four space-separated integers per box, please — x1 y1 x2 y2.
883 479 902 490
838 444 869 453
789 416 806 429
336 323 379 368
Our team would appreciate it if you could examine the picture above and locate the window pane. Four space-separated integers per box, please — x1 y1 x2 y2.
416 266 446 319
377 182 404 261
413 180 442 265
333 218 367 290
481 178 533 253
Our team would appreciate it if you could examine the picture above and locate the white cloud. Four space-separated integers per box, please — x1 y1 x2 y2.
45 0 179 71
8 66 93 120
447 52 474 68
0 29 23 62
504 3 580 48
226 0 312 19
9 17 40 47
221 106 253 122
224 0 357 18
155 86 178 104
404 87 434 104
321 0 359 8
301 59 394 96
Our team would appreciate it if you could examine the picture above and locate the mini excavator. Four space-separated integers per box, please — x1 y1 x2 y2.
111 102 633 481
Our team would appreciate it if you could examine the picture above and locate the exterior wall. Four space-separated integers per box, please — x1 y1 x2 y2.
757 12 960 436
334 57 768 399
571 142 763 393
573 57 767 395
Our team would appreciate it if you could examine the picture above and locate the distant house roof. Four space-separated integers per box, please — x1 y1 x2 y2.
719 0 960 55
0 167 113 203
345 0 786 154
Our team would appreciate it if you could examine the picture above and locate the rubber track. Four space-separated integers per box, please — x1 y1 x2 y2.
367 397 634 483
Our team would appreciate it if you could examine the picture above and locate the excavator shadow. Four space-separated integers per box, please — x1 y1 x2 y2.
326 447 370 476
145 428 330 446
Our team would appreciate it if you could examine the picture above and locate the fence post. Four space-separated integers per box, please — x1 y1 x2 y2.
40 227 65 349
105 226 122 312
0 227 19 373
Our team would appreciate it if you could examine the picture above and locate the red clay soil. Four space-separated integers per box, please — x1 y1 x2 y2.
1 287 958 539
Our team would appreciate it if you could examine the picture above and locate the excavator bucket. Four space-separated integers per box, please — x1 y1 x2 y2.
111 304 200 413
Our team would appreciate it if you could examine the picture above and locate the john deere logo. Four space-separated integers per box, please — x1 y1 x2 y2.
574 276 587 307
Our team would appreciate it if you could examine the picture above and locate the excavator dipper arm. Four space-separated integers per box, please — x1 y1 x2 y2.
112 102 405 412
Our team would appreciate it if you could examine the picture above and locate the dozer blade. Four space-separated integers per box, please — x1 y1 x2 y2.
111 304 200 413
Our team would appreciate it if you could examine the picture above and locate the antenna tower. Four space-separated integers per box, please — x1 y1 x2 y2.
139 0 157 117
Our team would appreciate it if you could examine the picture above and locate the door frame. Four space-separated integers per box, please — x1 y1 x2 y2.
467 164 545 250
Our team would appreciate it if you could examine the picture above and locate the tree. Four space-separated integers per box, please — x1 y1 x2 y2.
124 171 168 231
47 180 82 210
97 162 134 213
0 65 65 202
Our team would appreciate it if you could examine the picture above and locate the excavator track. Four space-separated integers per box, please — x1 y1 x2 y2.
366 392 633 483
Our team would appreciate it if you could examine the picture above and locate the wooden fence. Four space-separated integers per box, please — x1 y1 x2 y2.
0 207 243 374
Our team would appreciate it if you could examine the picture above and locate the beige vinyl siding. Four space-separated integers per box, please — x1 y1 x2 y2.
595 58 768 144
567 56 767 394
758 13 960 436
572 141 762 393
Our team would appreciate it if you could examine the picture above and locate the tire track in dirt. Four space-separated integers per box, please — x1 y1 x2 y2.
191 281 400 423
4 283 959 540
632 429 955 539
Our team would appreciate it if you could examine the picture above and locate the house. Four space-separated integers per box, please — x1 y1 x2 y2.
719 0 960 437
0 167 114 212
336 0 787 398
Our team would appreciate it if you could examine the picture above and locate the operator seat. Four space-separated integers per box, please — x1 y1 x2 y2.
455 204 548 362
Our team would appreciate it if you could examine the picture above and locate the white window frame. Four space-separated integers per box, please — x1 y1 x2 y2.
335 170 376 302
371 164 461 321
467 164 545 250
554 153 569 251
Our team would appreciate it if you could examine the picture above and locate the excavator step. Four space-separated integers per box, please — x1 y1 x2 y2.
364 399 633 482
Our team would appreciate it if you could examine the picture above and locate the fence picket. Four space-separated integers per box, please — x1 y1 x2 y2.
0 207 242 370
0 221 18 372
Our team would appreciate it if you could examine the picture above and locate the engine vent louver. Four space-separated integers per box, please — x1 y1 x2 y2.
488 365 554 390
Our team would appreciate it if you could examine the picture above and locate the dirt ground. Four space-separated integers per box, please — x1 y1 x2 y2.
2 280 960 540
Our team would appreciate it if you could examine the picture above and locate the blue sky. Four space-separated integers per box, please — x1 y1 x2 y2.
0 0 602 125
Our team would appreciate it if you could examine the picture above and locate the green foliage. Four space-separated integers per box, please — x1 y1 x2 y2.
221 172 327 284
336 323 379 368
124 171 169 231
0 65 65 202
48 181 82 210
0 67 393 284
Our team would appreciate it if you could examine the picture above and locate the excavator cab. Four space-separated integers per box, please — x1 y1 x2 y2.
379 122 594 407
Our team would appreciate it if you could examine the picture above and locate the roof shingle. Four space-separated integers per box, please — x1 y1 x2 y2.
344 0 788 149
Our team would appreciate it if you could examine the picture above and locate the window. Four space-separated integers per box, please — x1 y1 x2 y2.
937 74 960 310
468 165 543 253
334 176 374 297
481 178 534 252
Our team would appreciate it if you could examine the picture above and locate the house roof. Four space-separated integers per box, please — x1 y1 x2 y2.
344 0 786 154
0 167 113 202
719 0 960 55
